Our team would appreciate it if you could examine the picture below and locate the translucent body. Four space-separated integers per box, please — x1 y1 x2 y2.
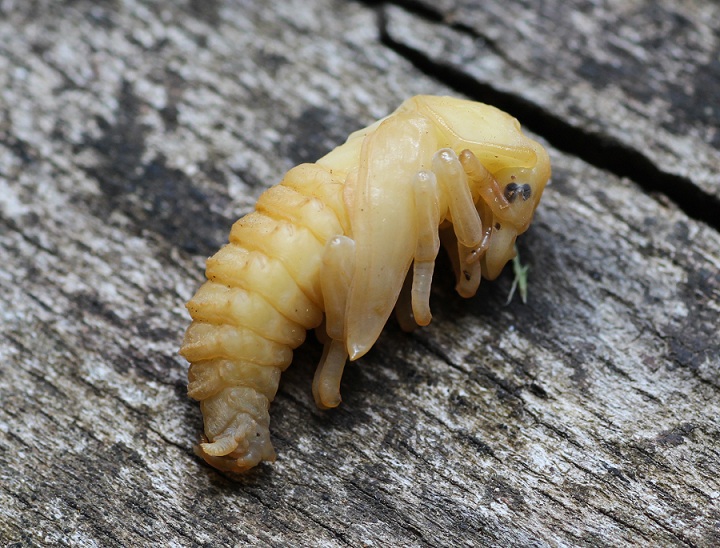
179 95 551 472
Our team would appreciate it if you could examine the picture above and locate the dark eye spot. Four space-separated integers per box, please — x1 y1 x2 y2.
494 222 501 230
504 182 532 202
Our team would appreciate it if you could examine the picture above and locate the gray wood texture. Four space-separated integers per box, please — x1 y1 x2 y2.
1 0 718 546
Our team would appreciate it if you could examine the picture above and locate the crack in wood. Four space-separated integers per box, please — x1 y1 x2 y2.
3 1 719 544
372 1 720 233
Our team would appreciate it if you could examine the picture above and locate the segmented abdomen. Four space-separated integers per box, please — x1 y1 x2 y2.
179 163 348 472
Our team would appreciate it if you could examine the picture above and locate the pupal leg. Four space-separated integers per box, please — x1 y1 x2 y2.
459 148 523 281
312 339 349 410
458 148 510 216
433 148 485 298
395 270 419 332
455 241 483 298
438 223 481 297
313 235 354 409
411 170 441 326
432 148 484 248
458 148 512 265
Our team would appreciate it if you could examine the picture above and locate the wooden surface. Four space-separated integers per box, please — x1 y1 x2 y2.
1 1 719 546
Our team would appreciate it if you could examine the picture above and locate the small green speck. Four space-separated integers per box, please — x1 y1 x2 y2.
506 245 529 305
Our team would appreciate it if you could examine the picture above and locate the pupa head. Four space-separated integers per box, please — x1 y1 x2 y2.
415 95 550 280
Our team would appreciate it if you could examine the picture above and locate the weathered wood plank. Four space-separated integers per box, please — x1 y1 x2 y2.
1 0 719 546
383 0 720 204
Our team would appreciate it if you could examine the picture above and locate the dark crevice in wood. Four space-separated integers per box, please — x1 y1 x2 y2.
374 3 720 232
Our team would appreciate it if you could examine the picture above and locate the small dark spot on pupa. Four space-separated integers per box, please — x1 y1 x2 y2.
463 270 471 281
494 222 501 230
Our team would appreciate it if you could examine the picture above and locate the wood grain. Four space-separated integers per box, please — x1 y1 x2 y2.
1 0 718 545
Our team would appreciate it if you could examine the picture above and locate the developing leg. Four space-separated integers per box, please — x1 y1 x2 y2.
432 148 485 298
411 170 441 326
432 149 484 247
314 235 354 409
458 148 510 216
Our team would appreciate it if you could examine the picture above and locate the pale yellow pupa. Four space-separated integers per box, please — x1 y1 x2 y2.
180 95 551 472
